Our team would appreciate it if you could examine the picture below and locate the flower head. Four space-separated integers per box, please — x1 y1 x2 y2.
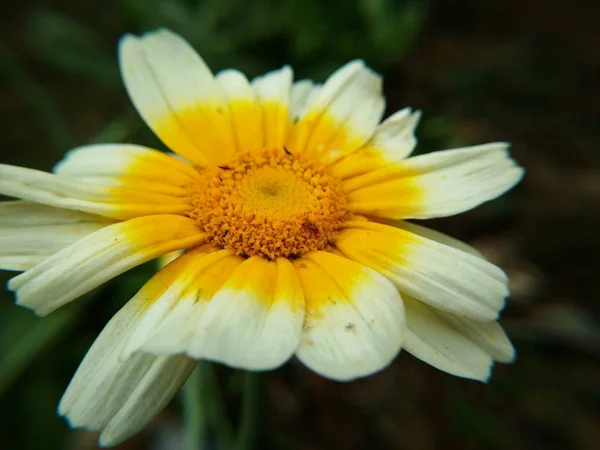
0 29 523 446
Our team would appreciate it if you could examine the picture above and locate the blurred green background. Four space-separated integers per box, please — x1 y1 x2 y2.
1 0 599 449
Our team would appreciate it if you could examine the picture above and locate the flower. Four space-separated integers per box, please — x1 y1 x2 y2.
0 29 523 446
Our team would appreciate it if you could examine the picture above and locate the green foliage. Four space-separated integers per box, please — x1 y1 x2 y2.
26 0 426 80
27 10 119 85
0 303 80 396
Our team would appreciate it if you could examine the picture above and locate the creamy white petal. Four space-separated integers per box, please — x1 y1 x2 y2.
294 252 404 381
0 201 113 271
0 223 109 268
251 66 293 149
0 201 110 226
120 251 305 372
0 201 112 262
185 256 305 370
156 249 185 269
53 144 200 194
336 221 509 321
289 79 321 122
59 300 147 430
288 60 385 159
119 29 236 165
367 108 421 160
381 219 486 258
403 296 514 381
98 355 195 447
120 248 239 360
0 163 190 220
438 310 515 363
330 108 421 178
59 299 196 447
133 291 204 358
0 256 47 271
9 215 205 316
346 143 524 219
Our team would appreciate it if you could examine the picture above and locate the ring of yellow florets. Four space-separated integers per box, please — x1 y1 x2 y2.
187 148 350 260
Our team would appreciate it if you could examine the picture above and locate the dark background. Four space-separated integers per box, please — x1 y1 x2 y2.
1 0 599 449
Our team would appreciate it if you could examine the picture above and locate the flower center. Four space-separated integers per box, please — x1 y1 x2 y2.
188 148 350 259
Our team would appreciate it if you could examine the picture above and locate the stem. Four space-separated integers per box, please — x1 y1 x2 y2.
208 366 235 450
182 363 209 450
236 371 262 450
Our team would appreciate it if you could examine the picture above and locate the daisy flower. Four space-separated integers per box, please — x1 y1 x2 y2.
0 29 523 446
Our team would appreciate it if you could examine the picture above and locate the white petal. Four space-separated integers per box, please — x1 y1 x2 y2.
367 108 421 160
439 311 515 363
403 296 514 381
120 251 305 372
289 79 321 122
383 220 486 258
330 108 421 178
59 299 196 447
8 215 205 316
156 249 185 269
336 221 509 321
399 144 524 218
119 29 236 165
288 60 385 159
98 355 195 447
0 201 112 271
0 201 110 226
53 144 199 194
294 252 404 381
186 256 304 370
59 300 146 430
0 256 47 271
0 163 190 220
120 248 240 360
251 66 293 149
346 143 524 220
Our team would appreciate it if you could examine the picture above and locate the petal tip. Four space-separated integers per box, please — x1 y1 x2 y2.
118 32 138 45
56 400 69 420
410 109 422 126
98 431 117 448
57 407 87 432
117 33 140 56
496 339 517 364
139 27 176 42
480 363 494 383
457 360 494 383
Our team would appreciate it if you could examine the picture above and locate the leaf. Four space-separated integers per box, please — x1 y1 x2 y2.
0 303 80 396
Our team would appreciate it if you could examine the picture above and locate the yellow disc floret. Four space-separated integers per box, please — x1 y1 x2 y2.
187 148 350 259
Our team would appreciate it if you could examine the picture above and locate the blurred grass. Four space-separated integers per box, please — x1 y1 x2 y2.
0 302 81 396
0 46 75 150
